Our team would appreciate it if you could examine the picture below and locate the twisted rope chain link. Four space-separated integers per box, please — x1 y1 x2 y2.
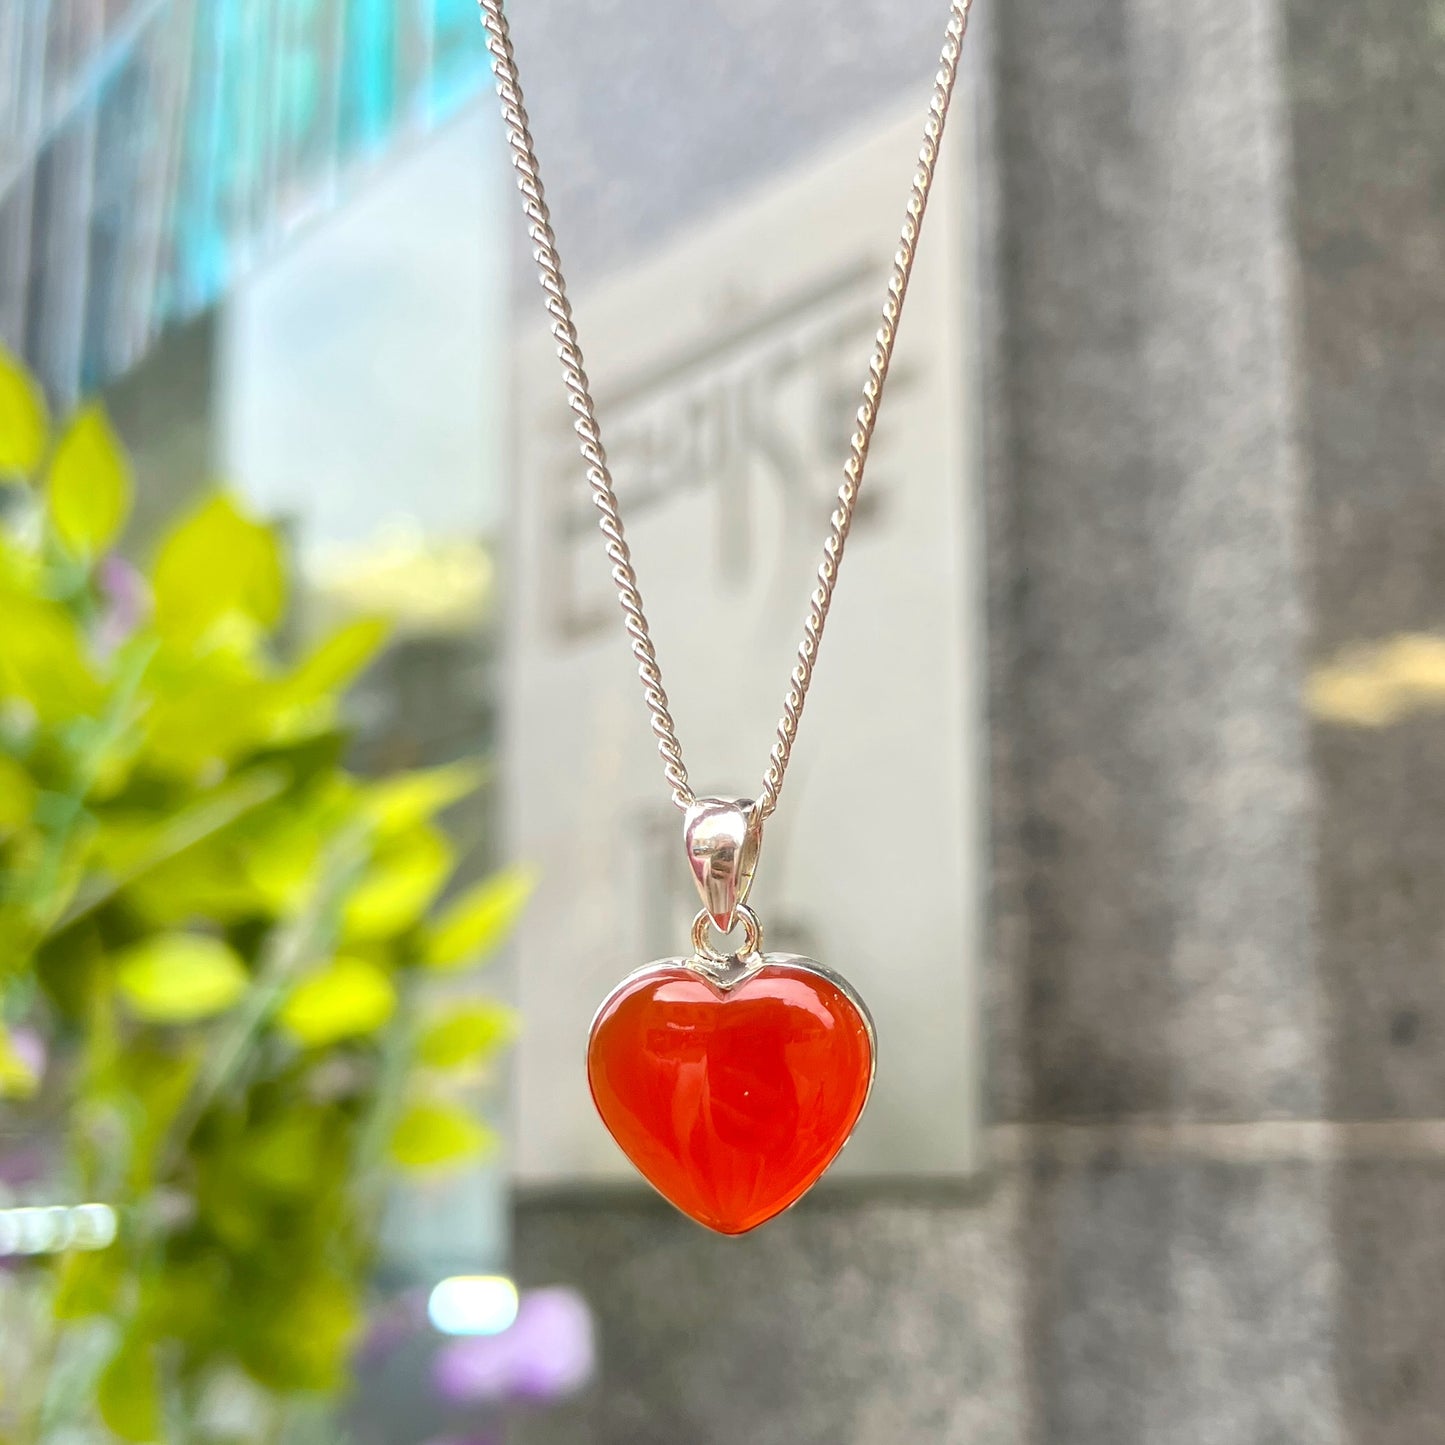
479 0 975 819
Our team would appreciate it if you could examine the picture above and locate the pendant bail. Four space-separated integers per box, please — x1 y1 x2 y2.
683 797 762 934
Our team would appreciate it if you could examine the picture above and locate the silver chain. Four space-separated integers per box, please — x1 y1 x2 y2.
480 0 975 820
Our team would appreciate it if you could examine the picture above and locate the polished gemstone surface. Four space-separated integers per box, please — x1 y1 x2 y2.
587 961 874 1235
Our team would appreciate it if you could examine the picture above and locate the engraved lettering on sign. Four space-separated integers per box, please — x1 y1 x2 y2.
538 262 917 642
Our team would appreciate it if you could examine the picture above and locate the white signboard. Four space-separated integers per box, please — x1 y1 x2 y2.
507 105 984 1184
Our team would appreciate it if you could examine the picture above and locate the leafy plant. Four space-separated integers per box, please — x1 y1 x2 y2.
0 350 531 1443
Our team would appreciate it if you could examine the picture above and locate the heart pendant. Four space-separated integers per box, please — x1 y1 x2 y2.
587 945 875 1235
587 797 875 1234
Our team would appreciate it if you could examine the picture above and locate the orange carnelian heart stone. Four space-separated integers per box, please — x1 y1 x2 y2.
587 962 874 1235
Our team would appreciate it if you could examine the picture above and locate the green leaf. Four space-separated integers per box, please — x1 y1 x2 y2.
115 933 248 1023
0 752 36 835
423 865 536 970
342 824 452 941
46 403 132 556
0 1026 38 1099
361 761 484 836
146 1257 227 1359
234 1110 329 1195
123 845 265 926
32 923 106 1025
108 1038 202 1191
140 648 280 777
286 1273 361 1391
151 493 285 644
284 617 390 703
97 1332 161 1442
66 768 288 930
389 1098 496 1172
0 597 102 721
277 955 396 1047
0 347 47 478
236 1270 359 1393
52 1244 123 1319
417 1002 518 1069
242 809 325 915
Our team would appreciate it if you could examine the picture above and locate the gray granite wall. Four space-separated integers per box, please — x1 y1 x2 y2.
1289 0 1445 1437
507 0 1445 1441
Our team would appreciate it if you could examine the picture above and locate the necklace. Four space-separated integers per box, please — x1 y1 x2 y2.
481 0 976 1234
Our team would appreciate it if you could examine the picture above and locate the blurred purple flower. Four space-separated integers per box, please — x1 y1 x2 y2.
357 1288 429 1367
9 1027 44 1084
432 1287 594 1406
0 1142 46 1188
0 1029 47 1192
94 555 148 655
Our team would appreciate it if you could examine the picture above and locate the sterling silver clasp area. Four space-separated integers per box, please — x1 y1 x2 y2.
683 796 762 935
